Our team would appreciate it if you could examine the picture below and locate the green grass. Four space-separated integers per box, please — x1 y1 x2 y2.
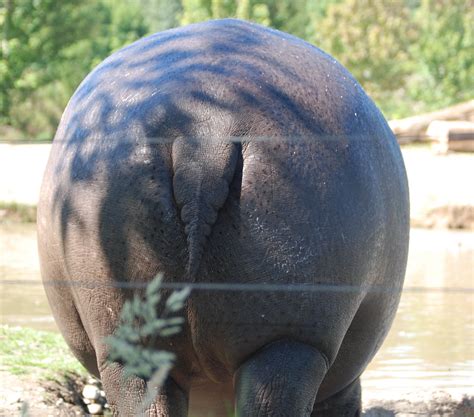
0 202 37 223
0 326 237 415
0 325 86 378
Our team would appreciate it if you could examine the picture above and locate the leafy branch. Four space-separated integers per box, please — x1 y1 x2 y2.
105 273 190 411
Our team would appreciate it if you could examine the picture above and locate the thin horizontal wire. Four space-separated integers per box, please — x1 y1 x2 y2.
0 134 436 145
0 136 359 145
1 279 473 294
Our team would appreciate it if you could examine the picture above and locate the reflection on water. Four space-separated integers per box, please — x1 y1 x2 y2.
364 229 474 398
0 223 57 330
1 224 473 396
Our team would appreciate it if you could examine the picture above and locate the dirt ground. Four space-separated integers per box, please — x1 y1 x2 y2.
403 146 474 229
0 371 88 417
1 370 473 417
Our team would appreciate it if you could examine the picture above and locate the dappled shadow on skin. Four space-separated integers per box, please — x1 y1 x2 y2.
49 18 374 286
40 18 409 415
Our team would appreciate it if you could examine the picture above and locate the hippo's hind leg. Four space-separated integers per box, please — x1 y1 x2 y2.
100 363 189 417
234 339 328 417
312 378 361 417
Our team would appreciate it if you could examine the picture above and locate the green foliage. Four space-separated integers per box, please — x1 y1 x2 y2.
0 0 148 139
100 0 149 53
1 0 101 125
138 0 182 32
407 0 474 110
180 0 272 28
106 273 190 381
1 0 472 138
180 0 211 24
106 274 190 414
315 0 417 109
235 0 251 20
264 0 309 39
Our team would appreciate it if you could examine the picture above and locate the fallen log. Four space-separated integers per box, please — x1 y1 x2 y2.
427 120 474 153
389 100 474 143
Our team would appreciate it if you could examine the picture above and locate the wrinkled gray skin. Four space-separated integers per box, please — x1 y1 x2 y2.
38 19 409 417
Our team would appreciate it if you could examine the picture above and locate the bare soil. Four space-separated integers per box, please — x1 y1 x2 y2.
1 370 473 417
0 371 88 416
403 146 474 230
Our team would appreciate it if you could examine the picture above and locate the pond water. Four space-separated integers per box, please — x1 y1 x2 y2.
1 224 473 399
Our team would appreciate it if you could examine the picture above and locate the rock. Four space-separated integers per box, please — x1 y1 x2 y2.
82 384 100 401
4 391 22 405
87 402 103 415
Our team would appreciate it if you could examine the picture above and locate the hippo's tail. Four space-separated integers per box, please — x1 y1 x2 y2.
172 137 239 280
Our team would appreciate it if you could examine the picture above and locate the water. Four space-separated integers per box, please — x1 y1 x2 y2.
363 229 474 399
0 223 57 330
1 224 473 398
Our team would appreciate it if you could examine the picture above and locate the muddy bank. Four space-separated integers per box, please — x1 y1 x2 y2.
1 371 472 417
410 204 474 229
403 146 474 230
0 371 90 416
364 393 474 416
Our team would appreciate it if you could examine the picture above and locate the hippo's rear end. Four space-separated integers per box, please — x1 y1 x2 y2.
38 19 409 416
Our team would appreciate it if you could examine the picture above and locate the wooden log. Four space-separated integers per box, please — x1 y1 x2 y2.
427 120 474 154
388 100 474 143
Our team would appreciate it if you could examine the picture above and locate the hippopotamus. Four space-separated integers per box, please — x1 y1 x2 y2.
37 19 409 417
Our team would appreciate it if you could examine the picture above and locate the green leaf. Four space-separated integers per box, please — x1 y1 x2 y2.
165 286 191 312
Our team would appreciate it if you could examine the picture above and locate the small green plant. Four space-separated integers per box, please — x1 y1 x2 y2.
105 273 190 414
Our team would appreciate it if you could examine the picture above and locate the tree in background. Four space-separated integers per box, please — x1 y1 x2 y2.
315 0 417 116
303 0 341 42
180 0 270 26
264 0 309 40
408 0 474 111
1 0 472 139
0 0 97 129
0 0 148 138
180 0 210 24
139 0 182 32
